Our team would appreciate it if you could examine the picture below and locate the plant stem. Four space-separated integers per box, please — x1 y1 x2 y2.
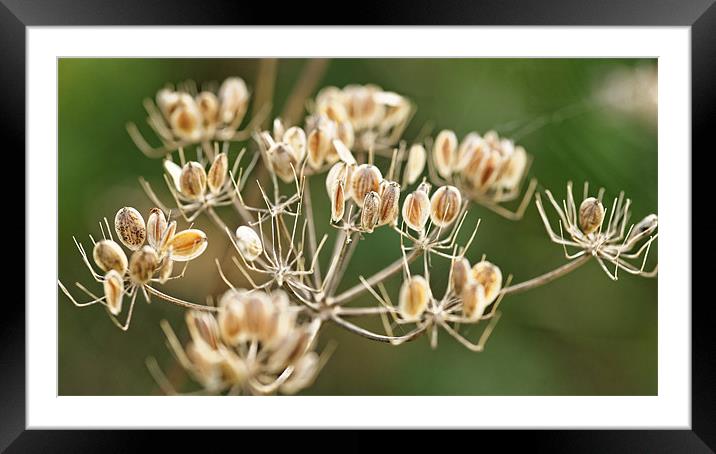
302 180 322 288
501 255 591 296
329 314 425 344
281 59 329 126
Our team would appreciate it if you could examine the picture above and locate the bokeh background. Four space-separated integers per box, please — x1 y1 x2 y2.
59 58 657 395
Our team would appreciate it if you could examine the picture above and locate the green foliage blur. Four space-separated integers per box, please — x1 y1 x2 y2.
59 58 657 395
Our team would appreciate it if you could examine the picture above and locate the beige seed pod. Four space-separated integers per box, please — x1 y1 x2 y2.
377 180 400 226
283 126 307 163
158 258 173 284
156 88 180 120
103 269 124 316
430 185 462 227
179 161 207 200
243 292 274 342
433 129 458 178
401 189 431 232
218 294 246 345
272 118 285 141
404 144 427 184
163 159 183 192
92 239 128 274
146 208 168 251
169 95 203 142
361 191 381 233
321 99 349 123
351 164 382 207
207 152 228 194
128 246 159 284
186 310 221 353
185 342 222 389
196 91 219 126
235 225 263 261
280 351 320 395
167 229 208 262
461 282 487 321
629 214 658 240
219 349 249 384
472 149 503 191
307 126 332 170
398 275 430 321
456 132 482 172
218 77 249 125
158 220 177 256
114 207 146 251
330 180 345 223
325 161 355 199
450 257 472 295
267 327 312 372
336 121 355 150
579 197 605 235
332 139 356 165
471 260 503 304
267 142 300 183
483 130 500 148
496 145 527 190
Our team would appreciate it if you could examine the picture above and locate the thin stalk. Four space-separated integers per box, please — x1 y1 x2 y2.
329 314 425 344
501 254 591 296
281 58 329 126
302 180 322 288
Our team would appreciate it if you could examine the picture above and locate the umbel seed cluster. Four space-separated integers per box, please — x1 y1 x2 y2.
61 63 658 395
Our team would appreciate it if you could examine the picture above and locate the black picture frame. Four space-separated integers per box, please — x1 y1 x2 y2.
5 0 707 450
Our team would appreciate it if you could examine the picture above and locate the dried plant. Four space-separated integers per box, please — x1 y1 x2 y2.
59 60 658 395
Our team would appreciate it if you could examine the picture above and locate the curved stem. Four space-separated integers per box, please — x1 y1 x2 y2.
501 254 591 296
329 314 425 344
145 285 220 312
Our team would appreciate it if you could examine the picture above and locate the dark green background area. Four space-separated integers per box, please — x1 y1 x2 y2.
58 58 657 395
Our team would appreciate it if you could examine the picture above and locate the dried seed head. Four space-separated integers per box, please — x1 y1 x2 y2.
471 260 503 304
267 326 313 372
351 164 382 207
146 208 168 251
103 269 124 316
163 159 182 192
345 84 384 130
497 145 527 190
399 275 430 321
430 185 462 227
218 77 249 124
196 91 219 126
280 351 320 395
207 152 228 194
433 129 458 178
330 180 346 223
169 94 203 142
267 142 300 183
129 246 159 284
377 180 400 226
361 191 381 233
186 310 221 352
404 144 427 184
114 207 146 251
158 258 173 284
235 225 263 261
283 126 307 163
92 239 128 274
179 161 207 200
461 282 487 321
579 197 605 234
168 229 208 262
307 126 332 170
630 214 658 239
450 257 472 295
402 189 430 232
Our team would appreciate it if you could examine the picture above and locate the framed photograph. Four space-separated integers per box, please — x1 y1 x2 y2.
7 0 708 450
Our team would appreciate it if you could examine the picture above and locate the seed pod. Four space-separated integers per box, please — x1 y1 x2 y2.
472 149 503 191
332 139 356 165
92 239 128 274
273 118 285 141
218 77 249 125
579 197 605 234
325 161 355 199
351 164 382 207
158 221 177 256
462 282 487 321
496 145 527 190
629 214 658 240
219 348 249 384
433 130 457 178
168 229 208 262
377 180 400 226
483 130 500 148
114 207 146 251
267 142 299 183
196 91 219 126
471 260 503 304
179 161 207 200
456 132 482 172
283 126 307 163
322 99 349 123
430 185 462 227
361 191 381 233
235 225 262 261
146 208 168 251
263 290 297 349
404 144 427 184
450 257 472 295
398 275 430 321
336 121 355 150
129 246 159 284
330 180 345 223
280 351 319 395
345 85 384 130
218 293 246 345
103 269 124 316
267 327 312 372
163 159 183 192
307 126 332 170
156 88 180 120
402 189 430 232
169 94 203 142
243 292 274 342
158 258 173 284
207 152 228 194
186 310 221 352
185 342 222 389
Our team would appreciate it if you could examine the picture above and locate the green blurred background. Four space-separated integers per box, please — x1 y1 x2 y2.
58 58 657 396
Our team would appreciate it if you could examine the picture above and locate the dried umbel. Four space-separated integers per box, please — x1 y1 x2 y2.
430 185 462 227
471 260 503 304
114 207 147 251
360 191 381 233
351 164 382 207
402 185 431 232
578 197 605 234
93 239 128 274
235 225 262 261
399 275 430 321
180 161 208 200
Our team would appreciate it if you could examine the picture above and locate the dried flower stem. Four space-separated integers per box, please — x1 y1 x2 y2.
501 254 591 296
